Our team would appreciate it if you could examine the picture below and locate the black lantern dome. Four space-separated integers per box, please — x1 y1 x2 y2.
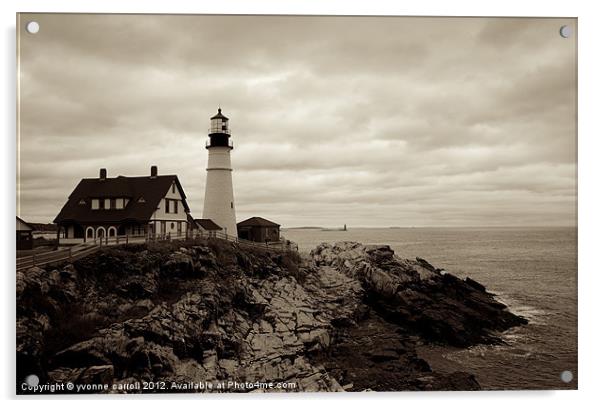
207 108 233 149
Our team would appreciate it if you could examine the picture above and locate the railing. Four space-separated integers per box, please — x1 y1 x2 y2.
90 231 198 246
17 231 298 272
92 233 149 247
205 139 234 148
210 231 299 253
16 243 100 272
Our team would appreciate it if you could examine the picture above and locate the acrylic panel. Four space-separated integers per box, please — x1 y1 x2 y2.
16 13 577 394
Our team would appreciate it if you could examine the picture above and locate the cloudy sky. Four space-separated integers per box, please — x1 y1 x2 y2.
17 14 576 227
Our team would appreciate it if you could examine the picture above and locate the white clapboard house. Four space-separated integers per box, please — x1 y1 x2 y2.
54 166 192 244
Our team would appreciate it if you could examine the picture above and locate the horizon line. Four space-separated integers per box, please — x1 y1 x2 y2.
282 225 577 229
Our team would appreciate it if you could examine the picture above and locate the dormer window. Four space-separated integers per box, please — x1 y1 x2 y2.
91 197 129 210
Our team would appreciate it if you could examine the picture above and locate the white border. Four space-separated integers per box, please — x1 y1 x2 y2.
3 1 600 407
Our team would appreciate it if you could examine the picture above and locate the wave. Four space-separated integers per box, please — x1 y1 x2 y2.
494 292 549 325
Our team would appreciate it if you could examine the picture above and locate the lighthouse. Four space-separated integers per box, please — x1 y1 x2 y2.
202 108 237 237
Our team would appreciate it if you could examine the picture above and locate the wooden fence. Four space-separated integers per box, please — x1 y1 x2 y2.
16 243 100 272
16 231 297 272
210 231 299 253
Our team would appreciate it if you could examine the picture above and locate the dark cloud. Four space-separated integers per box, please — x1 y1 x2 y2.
17 14 576 227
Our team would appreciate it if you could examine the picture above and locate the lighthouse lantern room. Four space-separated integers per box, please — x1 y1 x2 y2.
207 108 233 148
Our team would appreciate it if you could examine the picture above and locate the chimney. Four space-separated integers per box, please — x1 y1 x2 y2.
150 165 158 179
100 168 107 180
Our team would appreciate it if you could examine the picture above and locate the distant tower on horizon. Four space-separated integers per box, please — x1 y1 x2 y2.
202 108 237 236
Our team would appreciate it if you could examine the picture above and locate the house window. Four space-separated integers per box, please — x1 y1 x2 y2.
110 198 116 210
78 199 86 205
104 198 111 209
116 198 124 209
165 199 178 214
177 222 182 234
172 183 176 194
92 199 99 210
138 197 145 203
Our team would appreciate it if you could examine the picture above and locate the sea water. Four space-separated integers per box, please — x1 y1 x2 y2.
282 227 577 390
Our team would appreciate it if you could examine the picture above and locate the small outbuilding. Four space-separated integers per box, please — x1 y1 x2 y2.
16 216 34 250
188 215 222 237
237 217 280 243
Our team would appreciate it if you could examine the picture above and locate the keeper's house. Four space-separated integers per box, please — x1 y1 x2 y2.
54 166 191 244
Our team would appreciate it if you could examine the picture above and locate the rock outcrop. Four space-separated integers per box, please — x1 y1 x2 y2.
311 242 527 347
17 239 526 393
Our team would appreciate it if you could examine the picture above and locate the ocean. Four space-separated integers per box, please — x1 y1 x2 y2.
281 227 578 390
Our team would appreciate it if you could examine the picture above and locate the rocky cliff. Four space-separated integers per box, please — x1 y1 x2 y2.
16 239 526 393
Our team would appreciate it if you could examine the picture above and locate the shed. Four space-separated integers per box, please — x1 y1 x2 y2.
194 219 222 231
188 215 222 237
237 217 280 243
16 216 34 250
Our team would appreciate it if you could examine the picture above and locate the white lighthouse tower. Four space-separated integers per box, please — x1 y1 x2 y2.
202 108 237 237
